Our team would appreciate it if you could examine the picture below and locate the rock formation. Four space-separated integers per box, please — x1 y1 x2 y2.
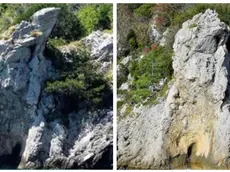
82 30 113 74
118 9 230 169
0 7 112 169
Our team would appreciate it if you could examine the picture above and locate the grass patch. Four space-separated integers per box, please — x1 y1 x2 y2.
105 66 113 82
189 23 197 29
103 29 113 34
117 101 124 111
48 38 67 47
124 105 133 117
30 29 42 37
0 25 15 40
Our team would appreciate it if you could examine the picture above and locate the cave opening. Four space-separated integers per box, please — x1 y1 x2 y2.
186 143 195 169
0 143 22 169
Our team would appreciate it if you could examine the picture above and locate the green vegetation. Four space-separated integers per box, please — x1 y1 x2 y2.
117 4 153 56
0 4 112 41
124 106 133 117
118 46 173 106
48 38 67 47
127 29 138 51
129 46 173 103
117 63 129 88
172 4 230 27
77 4 112 35
45 49 112 111
134 4 153 18
103 29 113 34
77 5 99 35
189 23 197 29
0 25 15 40
117 101 124 111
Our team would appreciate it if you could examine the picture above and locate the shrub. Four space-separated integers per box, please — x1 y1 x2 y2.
126 29 138 51
45 49 112 111
77 5 99 35
97 4 113 29
134 4 153 18
142 47 150 55
129 46 173 103
77 4 112 35
117 63 129 88
128 37 138 50
48 38 67 47
13 4 47 24
127 4 142 12
130 89 152 103
132 22 150 49
105 67 113 83
49 4 84 41
171 4 230 27
117 101 124 111
0 4 28 33
151 44 157 51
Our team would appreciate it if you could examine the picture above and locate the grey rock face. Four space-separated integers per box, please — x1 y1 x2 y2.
118 9 230 169
149 16 163 42
82 31 113 74
31 8 60 38
0 7 59 169
82 31 113 61
0 8 112 169
118 103 167 169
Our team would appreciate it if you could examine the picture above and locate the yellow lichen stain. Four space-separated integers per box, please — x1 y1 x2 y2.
195 132 210 158
190 162 204 169
178 134 195 154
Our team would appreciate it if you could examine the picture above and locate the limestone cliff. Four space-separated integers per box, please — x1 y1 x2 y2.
0 8 112 169
118 9 230 169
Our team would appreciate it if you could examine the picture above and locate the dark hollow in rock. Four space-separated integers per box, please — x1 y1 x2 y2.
93 144 113 169
226 36 230 52
0 143 22 169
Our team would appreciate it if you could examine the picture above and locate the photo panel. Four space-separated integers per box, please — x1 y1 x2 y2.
0 3 113 169
117 3 230 170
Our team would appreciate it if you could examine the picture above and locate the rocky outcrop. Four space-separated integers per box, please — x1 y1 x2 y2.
60 30 113 75
118 9 230 169
82 31 113 74
0 8 112 169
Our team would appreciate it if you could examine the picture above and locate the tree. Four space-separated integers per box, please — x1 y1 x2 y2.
45 48 112 111
129 46 173 103
77 5 99 34
77 4 112 35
